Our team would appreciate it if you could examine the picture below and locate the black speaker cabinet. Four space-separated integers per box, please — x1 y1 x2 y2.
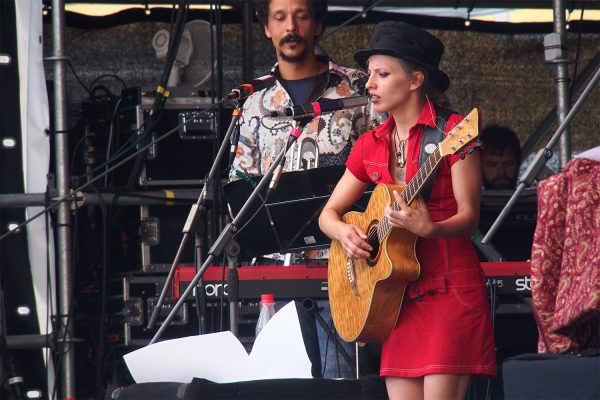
503 351 600 399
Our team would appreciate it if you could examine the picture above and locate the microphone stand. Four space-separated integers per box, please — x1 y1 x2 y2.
147 104 244 331
481 63 600 245
149 120 306 344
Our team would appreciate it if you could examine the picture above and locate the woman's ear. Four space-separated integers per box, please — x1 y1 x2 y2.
410 71 425 90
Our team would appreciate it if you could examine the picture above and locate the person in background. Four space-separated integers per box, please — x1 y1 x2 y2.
228 0 381 379
229 0 379 182
319 21 496 399
480 124 522 190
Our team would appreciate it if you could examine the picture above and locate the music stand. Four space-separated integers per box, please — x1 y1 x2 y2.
224 166 370 260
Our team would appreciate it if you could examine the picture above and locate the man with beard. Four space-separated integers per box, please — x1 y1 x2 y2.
481 124 522 190
228 0 381 380
229 0 379 181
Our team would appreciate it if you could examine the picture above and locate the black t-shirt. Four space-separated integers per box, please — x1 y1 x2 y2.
280 75 317 106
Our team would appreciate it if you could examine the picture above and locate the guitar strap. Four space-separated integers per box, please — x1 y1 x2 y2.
419 106 453 203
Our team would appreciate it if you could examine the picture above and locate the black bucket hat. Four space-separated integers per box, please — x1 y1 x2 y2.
354 21 450 92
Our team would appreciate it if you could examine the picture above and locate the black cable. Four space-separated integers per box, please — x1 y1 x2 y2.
125 0 190 190
88 74 127 91
44 192 57 400
84 118 145 178
210 1 225 248
317 0 387 43
69 126 88 178
159 0 189 88
90 85 117 100
103 97 123 187
66 60 93 98
231 188 268 238
93 186 109 400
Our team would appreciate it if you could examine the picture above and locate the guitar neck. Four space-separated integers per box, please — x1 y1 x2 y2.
378 148 444 239
399 148 443 205
373 107 481 243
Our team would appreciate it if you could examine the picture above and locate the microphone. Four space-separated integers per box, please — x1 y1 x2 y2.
269 95 369 119
265 125 303 200
225 75 277 101
228 109 242 167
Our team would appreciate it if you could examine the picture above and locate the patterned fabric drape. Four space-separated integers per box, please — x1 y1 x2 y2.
531 157 600 354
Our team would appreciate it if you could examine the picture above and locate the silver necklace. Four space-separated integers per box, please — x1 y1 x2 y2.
394 127 407 168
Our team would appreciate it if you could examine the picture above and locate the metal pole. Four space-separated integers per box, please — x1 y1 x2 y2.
241 0 254 82
50 0 76 396
551 0 572 168
521 51 600 157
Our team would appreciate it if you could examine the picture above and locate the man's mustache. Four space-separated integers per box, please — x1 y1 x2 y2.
280 34 305 46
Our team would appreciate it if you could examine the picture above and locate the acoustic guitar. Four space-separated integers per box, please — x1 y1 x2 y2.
328 108 482 343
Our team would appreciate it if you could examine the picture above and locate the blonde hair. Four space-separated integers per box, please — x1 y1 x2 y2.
393 57 451 108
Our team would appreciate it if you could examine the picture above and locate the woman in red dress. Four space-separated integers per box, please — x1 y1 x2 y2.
319 21 496 399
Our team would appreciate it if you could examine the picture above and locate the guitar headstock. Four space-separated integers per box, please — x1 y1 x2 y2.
439 108 481 157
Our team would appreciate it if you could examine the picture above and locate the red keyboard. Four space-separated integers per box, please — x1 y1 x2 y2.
173 262 531 300
481 261 531 295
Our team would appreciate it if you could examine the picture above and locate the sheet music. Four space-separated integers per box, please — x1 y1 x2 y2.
124 301 312 383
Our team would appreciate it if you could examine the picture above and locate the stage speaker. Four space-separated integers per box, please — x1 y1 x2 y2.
503 351 600 399
118 97 218 186
183 377 387 399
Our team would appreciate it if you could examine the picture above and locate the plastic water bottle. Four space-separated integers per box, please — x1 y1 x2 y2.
255 294 276 337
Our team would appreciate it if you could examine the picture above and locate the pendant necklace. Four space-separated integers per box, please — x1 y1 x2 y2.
394 127 407 167
393 127 407 181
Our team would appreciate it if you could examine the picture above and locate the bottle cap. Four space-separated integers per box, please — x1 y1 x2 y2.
260 294 274 303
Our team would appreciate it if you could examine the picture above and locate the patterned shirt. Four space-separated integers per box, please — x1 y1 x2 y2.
229 57 381 181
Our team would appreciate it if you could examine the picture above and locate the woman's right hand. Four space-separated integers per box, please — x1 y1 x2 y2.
336 222 373 260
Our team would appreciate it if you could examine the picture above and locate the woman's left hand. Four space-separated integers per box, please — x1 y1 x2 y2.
384 190 435 238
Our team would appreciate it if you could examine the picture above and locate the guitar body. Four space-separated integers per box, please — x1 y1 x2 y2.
328 183 421 343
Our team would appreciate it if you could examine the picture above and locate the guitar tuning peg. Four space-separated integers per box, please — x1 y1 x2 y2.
467 147 475 154
460 153 466 160
475 140 482 147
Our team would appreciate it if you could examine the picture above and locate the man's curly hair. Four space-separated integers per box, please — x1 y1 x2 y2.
255 0 328 27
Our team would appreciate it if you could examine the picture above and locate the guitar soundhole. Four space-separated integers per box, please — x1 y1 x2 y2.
366 221 380 267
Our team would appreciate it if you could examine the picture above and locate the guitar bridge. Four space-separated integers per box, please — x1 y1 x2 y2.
347 259 360 297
